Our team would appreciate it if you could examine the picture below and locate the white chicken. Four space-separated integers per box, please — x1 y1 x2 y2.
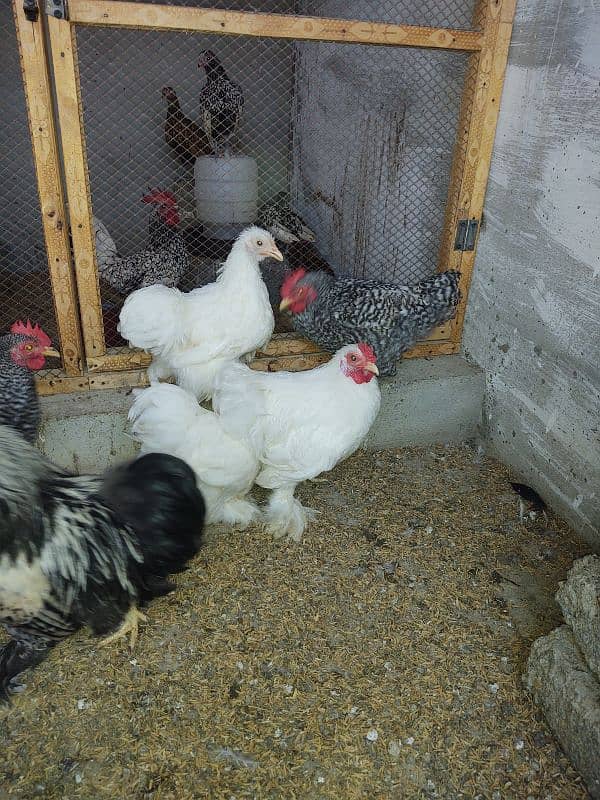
213 343 381 542
128 382 260 528
118 227 283 400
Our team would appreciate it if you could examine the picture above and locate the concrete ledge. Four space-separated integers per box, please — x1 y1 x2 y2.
524 626 600 799
39 388 137 474
39 355 484 472
365 355 484 450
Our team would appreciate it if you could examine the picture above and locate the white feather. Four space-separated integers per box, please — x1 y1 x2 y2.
213 345 381 540
118 226 277 401
128 383 260 527
93 215 118 269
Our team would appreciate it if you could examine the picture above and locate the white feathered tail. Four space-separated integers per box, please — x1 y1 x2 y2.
128 383 260 527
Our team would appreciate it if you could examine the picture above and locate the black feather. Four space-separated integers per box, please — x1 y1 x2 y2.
0 425 206 702
510 482 546 510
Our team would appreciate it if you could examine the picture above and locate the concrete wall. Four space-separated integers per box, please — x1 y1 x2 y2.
462 0 600 545
38 356 485 471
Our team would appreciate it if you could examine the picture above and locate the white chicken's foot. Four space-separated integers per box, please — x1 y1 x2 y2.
100 606 147 650
308 476 328 484
265 487 317 543
220 497 261 529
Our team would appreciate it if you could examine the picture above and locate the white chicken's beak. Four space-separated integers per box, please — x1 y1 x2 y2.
43 347 61 358
364 362 379 376
264 245 284 262
279 297 292 311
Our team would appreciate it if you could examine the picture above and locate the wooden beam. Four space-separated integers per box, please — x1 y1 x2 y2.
47 15 106 359
12 1 83 376
251 352 331 373
89 369 149 391
447 0 517 343
36 373 90 396
87 349 152 373
67 1 483 52
36 336 456 394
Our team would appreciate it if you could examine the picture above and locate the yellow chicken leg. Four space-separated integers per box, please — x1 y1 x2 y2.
100 606 147 649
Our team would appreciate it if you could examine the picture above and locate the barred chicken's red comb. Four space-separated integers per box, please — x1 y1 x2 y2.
280 268 306 298
10 319 52 348
357 342 376 363
142 189 177 206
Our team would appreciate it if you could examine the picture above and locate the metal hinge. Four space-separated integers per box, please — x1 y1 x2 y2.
23 1 38 22
45 0 68 19
454 218 479 251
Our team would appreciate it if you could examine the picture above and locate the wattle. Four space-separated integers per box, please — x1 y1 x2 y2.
26 355 45 371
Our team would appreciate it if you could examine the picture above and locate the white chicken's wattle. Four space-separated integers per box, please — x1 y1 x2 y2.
213 343 381 541
128 382 260 527
118 226 282 401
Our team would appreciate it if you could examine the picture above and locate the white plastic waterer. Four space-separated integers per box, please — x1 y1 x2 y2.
194 155 258 240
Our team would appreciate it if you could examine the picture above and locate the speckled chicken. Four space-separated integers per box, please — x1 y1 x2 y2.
258 193 316 244
198 50 244 155
279 268 461 376
94 190 189 295
0 320 60 443
162 86 211 162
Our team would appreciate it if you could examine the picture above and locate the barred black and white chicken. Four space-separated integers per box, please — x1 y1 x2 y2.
198 50 244 155
279 268 461 376
258 193 316 245
0 320 60 443
0 335 206 701
94 190 189 295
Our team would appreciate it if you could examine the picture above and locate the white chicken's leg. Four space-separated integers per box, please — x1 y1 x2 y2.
265 485 317 543
99 606 147 649
221 497 261 529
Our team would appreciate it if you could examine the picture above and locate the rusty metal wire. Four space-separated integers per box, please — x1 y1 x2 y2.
0 3 63 375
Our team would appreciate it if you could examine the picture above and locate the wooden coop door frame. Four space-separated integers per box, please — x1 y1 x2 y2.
12 0 84 384
31 0 515 393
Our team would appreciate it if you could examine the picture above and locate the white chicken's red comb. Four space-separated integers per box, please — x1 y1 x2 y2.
10 319 52 348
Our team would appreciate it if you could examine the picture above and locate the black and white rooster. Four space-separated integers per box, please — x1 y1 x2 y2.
94 189 189 295
0 334 206 701
198 49 244 155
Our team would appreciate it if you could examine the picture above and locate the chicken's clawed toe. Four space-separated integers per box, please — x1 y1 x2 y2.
100 606 147 650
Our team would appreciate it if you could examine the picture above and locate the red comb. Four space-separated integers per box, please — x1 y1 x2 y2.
358 342 376 362
10 319 52 348
280 268 306 299
142 189 177 206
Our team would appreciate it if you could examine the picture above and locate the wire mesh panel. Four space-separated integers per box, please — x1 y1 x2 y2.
0 4 63 374
292 42 468 282
74 2 469 347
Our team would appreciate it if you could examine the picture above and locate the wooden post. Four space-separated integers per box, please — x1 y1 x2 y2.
447 0 518 343
12 0 83 375
47 14 106 359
